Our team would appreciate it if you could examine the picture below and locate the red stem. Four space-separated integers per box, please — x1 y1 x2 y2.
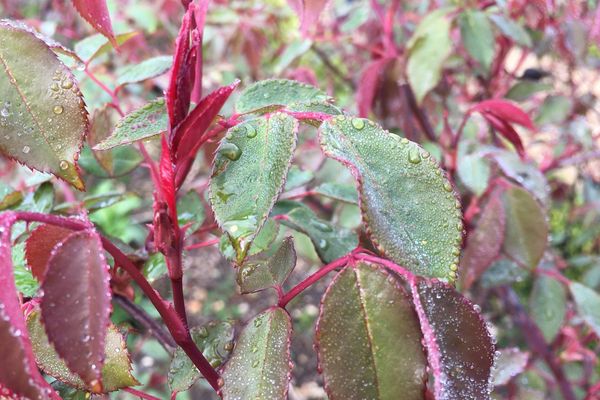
123 387 161 400
11 211 221 391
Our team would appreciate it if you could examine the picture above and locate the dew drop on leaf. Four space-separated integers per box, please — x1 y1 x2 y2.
408 147 421 164
22 145 30 154
59 160 69 170
219 142 242 161
53 105 63 115
351 118 365 130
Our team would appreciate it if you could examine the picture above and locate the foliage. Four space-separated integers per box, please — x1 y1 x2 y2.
0 1 599 400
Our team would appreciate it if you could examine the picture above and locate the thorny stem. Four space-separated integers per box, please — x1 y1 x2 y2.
11 211 221 391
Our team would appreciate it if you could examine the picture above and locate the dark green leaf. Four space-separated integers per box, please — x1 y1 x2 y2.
219 219 280 262
116 55 172 86
235 79 331 114
237 237 296 294
414 280 495 400
535 95 572 126
94 98 167 150
529 275 566 342
316 263 426 399
209 113 298 263
27 309 138 392
142 253 167 283
221 308 292 400
570 282 600 336
168 321 235 393
281 205 357 263
505 81 552 102
501 185 548 269
319 116 462 279
407 9 453 103
0 22 88 189
459 10 495 72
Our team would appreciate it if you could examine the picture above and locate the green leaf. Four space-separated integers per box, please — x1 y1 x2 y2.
54 192 134 214
313 182 358 204
209 113 298 263
501 185 548 269
480 258 529 288
457 152 490 196
491 150 550 206
237 237 296 294
284 166 314 191
219 219 280 262
74 32 138 62
116 55 172 86
489 14 532 47
177 190 205 234
492 348 529 386
273 39 312 75
406 9 453 103
459 10 495 72
505 81 552 102
78 145 142 178
142 253 167 283
221 308 292 400
280 205 358 263
93 98 167 150
12 242 39 298
0 181 23 210
0 22 88 190
27 310 139 392
535 95 572 126
168 321 235 393
51 381 88 400
570 282 600 336
316 263 427 400
235 79 331 114
529 275 566 342
319 116 462 280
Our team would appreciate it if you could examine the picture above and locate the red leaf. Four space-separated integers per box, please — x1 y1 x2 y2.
159 135 177 215
471 99 535 130
357 58 393 117
0 213 59 399
288 0 331 34
484 113 526 157
71 0 116 47
40 229 112 392
191 0 209 104
411 279 495 400
25 224 72 283
459 191 505 290
172 80 240 164
167 5 198 131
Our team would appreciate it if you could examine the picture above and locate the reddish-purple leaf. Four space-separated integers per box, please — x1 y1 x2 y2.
25 224 72 282
173 80 239 164
287 0 331 34
471 99 535 130
158 136 177 214
191 0 209 104
482 113 526 157
357 58 393 117
0 212 59 400
40 229 112 392
412 279 495 400
459 192 505 290
71 0 116 47
167 5 197 131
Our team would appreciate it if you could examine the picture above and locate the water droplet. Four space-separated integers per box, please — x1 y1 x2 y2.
443 181 452 192
245 125 257 138
22 145 30 154
351 118 365 130
53 105 63 115
61 79 74 89
254 318 262 327
59 160 69 170
252 360 260 368
50 82 60 91
408 148 421 164
219 143 242 161
0 108 9 117
401 138 409 145
318 239 328 249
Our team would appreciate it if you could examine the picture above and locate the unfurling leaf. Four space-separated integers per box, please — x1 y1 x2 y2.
94 98 167 150
0 22 88 190
209 113 298 264
319 116 462 280
237 237 297 294
235 79 331 115
0 212 59 399
27 309 138 392
168 321 235 393
316 263 427 400
71 0 116 46
413 279 495 400
40 229 112 391
221 308 292 400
